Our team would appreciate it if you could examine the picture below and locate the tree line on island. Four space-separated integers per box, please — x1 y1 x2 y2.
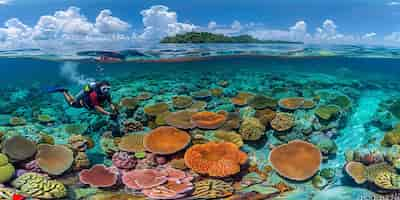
160 32 303 44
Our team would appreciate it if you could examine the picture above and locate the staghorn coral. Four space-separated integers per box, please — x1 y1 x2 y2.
12 173 67 199
248 95 277 110
345 161 367 184
144 103 170 116
79 165 118 188
278 97 305 110
191 111 226 129
192 179 234 199
269 140 322 181
144 126 191 155
165 110 196 129
184 142 247 177
36 144 74 175
270 112 295 132
239 117 266 141
3 135 36 161
172 96 193 109
0 153 14 183
123 119 144 133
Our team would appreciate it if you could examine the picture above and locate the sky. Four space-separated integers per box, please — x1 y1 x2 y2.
0 0 400 50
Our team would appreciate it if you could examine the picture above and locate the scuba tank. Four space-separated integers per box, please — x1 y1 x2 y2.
84 81 97 93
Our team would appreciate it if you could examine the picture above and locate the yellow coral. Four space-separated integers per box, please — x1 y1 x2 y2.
239 117 265 141
12 173 67 199
192 179 234 199
214 130 244 147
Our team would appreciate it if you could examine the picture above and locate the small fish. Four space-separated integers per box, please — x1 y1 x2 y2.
12 194 25 200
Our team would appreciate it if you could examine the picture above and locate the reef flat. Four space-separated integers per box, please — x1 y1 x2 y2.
0 56 399 200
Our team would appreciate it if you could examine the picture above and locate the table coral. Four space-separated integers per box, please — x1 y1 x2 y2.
172 96 193 109
165 110 196 129
269 140 322 181
191 111 226 129
278 97 305 110
79 165 118 187
3 136 36 161
118 134 146 153
144 126 191 155
36 144 74 175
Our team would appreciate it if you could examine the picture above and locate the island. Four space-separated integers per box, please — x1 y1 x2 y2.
160 32 303 44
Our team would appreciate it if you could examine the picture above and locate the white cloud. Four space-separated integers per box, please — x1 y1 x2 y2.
231 20 242 31
139 5 196 40
208 21 217 29
387 1 400 6
362 32 376 39
384 32 400 42
95 10 130 34
0 0 12 5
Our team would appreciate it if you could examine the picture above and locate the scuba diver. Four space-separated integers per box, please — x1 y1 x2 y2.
47 80 118 120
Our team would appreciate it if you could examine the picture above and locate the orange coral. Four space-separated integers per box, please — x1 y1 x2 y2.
278 97 305 110
269 140 322 181
231 92 254 106
345 161 367 184
191 111 226 129
184 142 248 177
144 126 191 155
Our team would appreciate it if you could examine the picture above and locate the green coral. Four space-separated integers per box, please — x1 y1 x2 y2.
12 173 67 199
331 95 352 110
315 105 341 120
248 95 277 110
0 153 14 183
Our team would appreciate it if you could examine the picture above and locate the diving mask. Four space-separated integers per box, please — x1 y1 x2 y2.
100 85 111 94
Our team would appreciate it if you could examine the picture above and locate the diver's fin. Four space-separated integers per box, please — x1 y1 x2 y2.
45 86 67 93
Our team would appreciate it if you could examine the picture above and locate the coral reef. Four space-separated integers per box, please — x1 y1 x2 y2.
79 165 118 187
239 117 266 141
191 179 234 199
270 112 295 132
36 144 74 175
144 126 191 155
118 134 146 153
190 111 226 129
165 110 196 129
269 140 322 181
184 142 247 177
12 173 67 199
3 136 36 161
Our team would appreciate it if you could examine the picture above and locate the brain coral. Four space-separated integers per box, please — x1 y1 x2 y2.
36 144 74 175
191 111 226 129
269 140 322 181
278 97 305 110
144 126 191 155
3 136 36 161
191 179 234 199
165 111 196 129
270 112 295 132
0 153 14 183
12 173 67 199
239 117 266 141
118 134 146 153
184 142 248 177
172 96 193 109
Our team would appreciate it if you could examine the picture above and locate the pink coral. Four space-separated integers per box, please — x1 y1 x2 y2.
79 164 118 187
122 169 168 190
23 160 42 173
112 152 137 170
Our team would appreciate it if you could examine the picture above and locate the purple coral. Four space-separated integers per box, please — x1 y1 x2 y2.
24 160 42 173
112 151 137 169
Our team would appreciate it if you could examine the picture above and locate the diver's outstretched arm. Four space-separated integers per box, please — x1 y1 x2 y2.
94 105 111 116
63 91 75 105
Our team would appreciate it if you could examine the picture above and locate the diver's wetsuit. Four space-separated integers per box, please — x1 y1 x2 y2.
70 87 111 110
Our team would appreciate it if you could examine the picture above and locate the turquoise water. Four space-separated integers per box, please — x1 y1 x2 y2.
1 44 400 199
